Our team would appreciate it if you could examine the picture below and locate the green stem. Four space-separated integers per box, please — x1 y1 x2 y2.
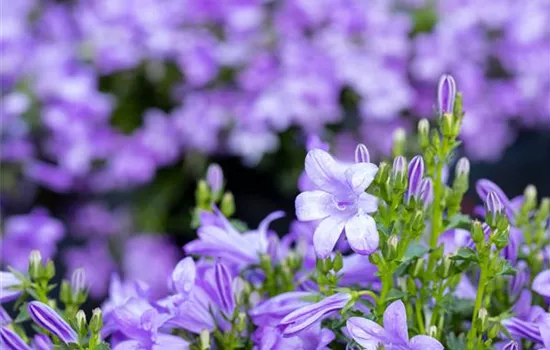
427 160 444 273
377 265 394 317
415 300 425 334
467 261 488 349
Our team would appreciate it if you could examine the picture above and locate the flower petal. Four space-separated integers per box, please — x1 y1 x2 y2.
383 300 409 344
28 302 77 344
358 193 378 213
0 272 22 303
532 270 550 297
295 191 335 221
172 257 196 295
153 334 190 350
313 215 346 259
0 327 32 350
346 317 388 349
345 213 379 255
304 149 347 193
409 335 444 350
345 163 378 194
214 261 235 315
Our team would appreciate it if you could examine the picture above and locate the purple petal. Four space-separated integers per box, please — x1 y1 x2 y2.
502 317 542 344
358 193 378 214
346 317 388 348
250 291 314 320
476 179 514 217
0 327 32 350
280 293 350 336
409 335 444 350
383 300 409 344
113 340 142 350
32 334 53 350
304 149 347 193
512 289 533 319
532 270 550 297
206 163 224 193
407 156 424 201
354 144 371 163
345 213 379 255
28 301 77 344
344 163 378 194
313 215 347 258
0 272 22 303
295 191 335 221
257 210 285 253
539 316 550 349
0 306 11 327
214 261 235 315
437 74 456 114
172 257 196 295
152 334 190 350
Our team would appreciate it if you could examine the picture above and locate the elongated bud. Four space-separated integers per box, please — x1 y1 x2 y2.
384 235 399 261
374 162 390 185
196 180 210 208
236 312 247 332
420 178 434 208
200 330 211 350
418 119 430 149
412 258 425 278
354 144 370 163
471 220 485 245
32 334 53 350
437 74 456 115
392 128 406 157
437 256 453 279
220 192 235 217
206 163 224 194
536 198 550 222
476 308 488 332
75 310 87 336
411 210 425 233
455 157 470 178
45 261 55 280
407 156 425 203
89 308 102 334
29 250 42 279
28 301 77 344
502 340 520 350
486 192 503 216
71 268 86 295
214 261 235 316
428 325 437 338
524 185 537 211
0 327 31 350
392 156 407 190
0 306 12 326
488 324 500 339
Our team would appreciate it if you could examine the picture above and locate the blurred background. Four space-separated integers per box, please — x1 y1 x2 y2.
1 0 549 305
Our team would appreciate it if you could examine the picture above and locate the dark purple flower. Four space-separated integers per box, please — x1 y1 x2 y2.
32 334 53 350
214 261 235 316
0 271 22 303
420 178 434 208
280 293 351 336
476 179 514 219
406 155 425 203
0 327 31 350
347 300 443 350
437 74 456 114
295 149 379 257
28 301 77 344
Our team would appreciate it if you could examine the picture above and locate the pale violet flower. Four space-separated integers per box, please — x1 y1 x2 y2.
532 270 550 298
347 300 443 350
295 148 379 258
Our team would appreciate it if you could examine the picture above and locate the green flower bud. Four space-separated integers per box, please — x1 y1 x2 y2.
411 210 425 233
536 197 550 223
220 192 235 217
488 324 500 339
60 281 71 305
428 325 438 338
374 162 390 186
89 308 103 334
524 185 537 211
196 180 211 208
476 308 489 332
412 258 425 278
200 330 211 350
333 253 343 272
471 221 485 246
28 250 43 280
430 129 441 150
392 128 406 157
437 256 453 279
369 253 383 267
236 312 247 333
384 235 399 261
45 260 56 280
75 310 87 337
418 119 430 150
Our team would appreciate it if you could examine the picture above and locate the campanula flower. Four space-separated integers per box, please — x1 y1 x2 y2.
0 271 22 303
295 148 379 258
532 270 550 298
28 301 77 344
347 300 443 350
0 327 31 350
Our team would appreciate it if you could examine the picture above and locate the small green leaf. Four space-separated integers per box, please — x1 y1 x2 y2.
450 248 478 263
446 332 467 350
403 242 430 261
444 214 471 230
14 303 30 323
386 289 407 303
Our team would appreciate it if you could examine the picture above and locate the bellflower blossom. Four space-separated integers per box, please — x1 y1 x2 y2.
295 148 379 258
347 300 443 350
532 270 550 298
28 301 77 344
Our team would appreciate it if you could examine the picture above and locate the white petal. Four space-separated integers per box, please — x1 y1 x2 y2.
345 163 378 194
346 317 387 349
409 335 444 350
295 191 335 221
304 149 347 192
383 300 409 344
313 215 346 259
358 192 378 213
345 213 379 255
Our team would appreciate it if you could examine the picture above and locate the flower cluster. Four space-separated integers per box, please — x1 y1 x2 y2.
2 76 549 349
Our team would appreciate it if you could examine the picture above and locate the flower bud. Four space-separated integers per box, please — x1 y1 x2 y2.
0 327 30 350
392 156 407 190
488 324 500 340
384 235 399 261
428 325 438 338
75 310 87 336
502 340 520 350
236 312 247 333
206 163 224 194
200 329 211 350
369 253 383 266
214 262 236 316
28 301 77 344
455 157 470 178
333 252 343 272
45 260 55 280
220 192 235 217
29 250 42 279
196 180 210 208
471 220 485 245
89 308 103 334
420 178 434 208
407 155 425 203
524 185 537 211
70 268 86 295
486 191 504 227
411 210 425 233
441 113 455 137
476 308 488 332
392 128 406 157
374 161 390 185
418 119 430 149
60 281 71 305
412 258 425 278
354 144 370 164
437 256 453 279
437 74 456 115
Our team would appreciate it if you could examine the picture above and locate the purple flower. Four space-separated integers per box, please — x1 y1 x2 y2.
476 179 515 219
185 209 284 266
0 306 11 327
406 155 425 203
437 74 457 114
171 257 196 296
532 270 550 297
486 191 504 216
295 149 379 258
2 209 65 271
28 301 77 344
347 300 443 350
0 327 31 350
280 293 351 336
354 144 371 164
0 271 22 302
253 324 334 350
250 291 316 326
392 156 407 179
419 178 434 208
123 235 181 298
206 163 224 193
164 287 216 334
502 340 520 350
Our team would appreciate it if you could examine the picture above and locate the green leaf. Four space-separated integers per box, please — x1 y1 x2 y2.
444 214 471 230
403 242 430 261
494 259 517 277
386 289 407 303
230 219 249 233
450 248 478 263
14 303 30 323
446 332 467 350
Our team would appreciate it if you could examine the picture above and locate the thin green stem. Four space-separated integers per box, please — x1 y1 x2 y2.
377 265 394 317
467 261 488 349
415 300 425 334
